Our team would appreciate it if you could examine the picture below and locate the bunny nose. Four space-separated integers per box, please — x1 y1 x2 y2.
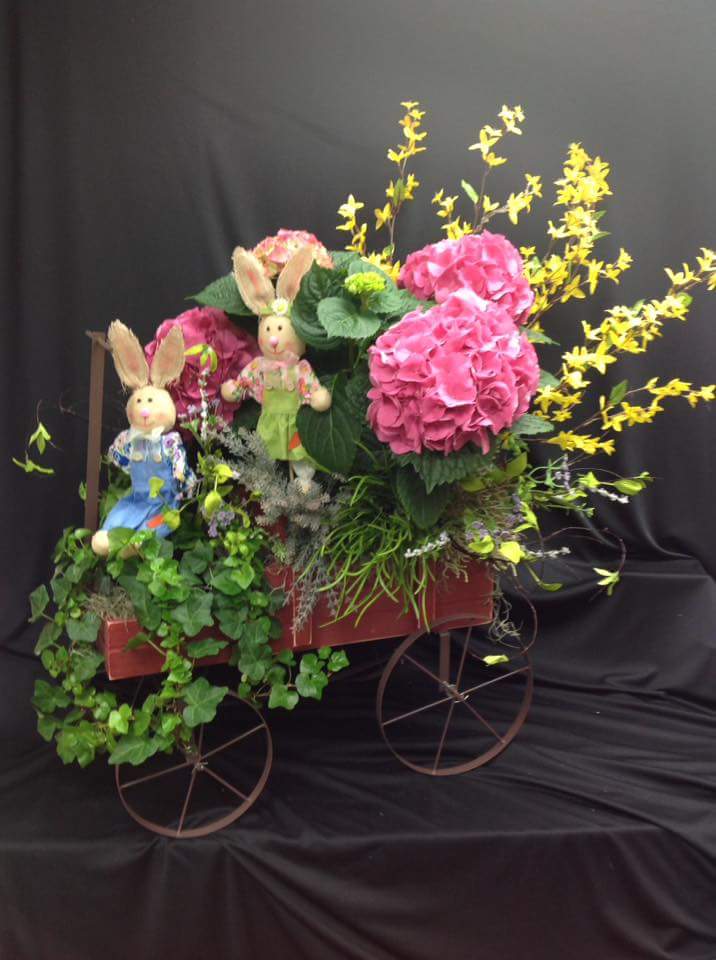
269 336 279 349
140 408 152 419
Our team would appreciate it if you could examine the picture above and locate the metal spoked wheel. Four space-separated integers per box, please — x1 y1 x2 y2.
115 691 272 838
376 613 533 776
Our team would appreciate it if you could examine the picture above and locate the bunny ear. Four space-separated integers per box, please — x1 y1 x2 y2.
276 245 314 302
107 320 149 390
149 325 185 387
232 247 275 315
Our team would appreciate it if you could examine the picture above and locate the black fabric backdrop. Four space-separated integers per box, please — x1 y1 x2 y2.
2 1 716 958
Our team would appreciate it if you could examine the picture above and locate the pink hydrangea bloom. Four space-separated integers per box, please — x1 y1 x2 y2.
367 290 540 456
146 308 259 425
399 231 534 324
251 229 333 278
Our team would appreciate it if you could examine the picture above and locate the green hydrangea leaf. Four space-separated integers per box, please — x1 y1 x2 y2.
297 376 362 474
395 445 493 494
395 468 452 530
317 297 381 340
189 273 254 316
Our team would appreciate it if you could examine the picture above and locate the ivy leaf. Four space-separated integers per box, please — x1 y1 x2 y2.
189 273 253 316
328 650 350 673
268 684 300 710
216 604 247 640
291 263 344 349
34 621 61 654
66 612 101 645
170 590 213 637
118 576 162 631
29 585 50 623
108 736 161 766
71 649 105 683
317 297 381 340
295 671 328 700
32 679 71 714
297 376 362 474
210 566 254 596
511 414 555 436
182 677 229 727
396 445 493 494
37 715 59 742
186 637 228 659
108 704 132 735
179 540 214 578
395 468 452 530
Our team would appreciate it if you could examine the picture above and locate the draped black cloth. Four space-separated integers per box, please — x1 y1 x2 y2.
2 2 715 957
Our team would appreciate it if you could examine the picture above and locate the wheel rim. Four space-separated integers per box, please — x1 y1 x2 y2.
115 692 272 838
376 613 533 776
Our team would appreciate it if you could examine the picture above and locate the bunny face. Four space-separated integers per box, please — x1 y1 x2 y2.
232 244 315 360
107 320 186 432
258 306 306 360
126 384 177 432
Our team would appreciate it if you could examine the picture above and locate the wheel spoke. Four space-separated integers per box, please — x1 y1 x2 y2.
452 625 473 692
120 758 192 790
200 723 264 762
459 697 505 743
203 766 249 801
460 665 530 698
176 768 198 836
382 690 456 728
403 653 446 688
432 700 457 773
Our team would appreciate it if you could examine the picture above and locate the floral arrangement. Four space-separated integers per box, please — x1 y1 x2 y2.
23 102 715 770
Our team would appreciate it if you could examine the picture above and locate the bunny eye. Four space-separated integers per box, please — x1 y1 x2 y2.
277 325 283 332
147 397 153 403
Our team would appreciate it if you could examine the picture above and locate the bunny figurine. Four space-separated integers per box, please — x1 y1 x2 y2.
220 244 331 492
91 321 196 556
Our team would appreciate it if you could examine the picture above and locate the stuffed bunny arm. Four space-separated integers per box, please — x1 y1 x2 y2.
108 429 133 473
163 432 197 498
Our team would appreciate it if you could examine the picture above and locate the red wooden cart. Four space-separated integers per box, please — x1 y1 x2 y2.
85 334 533 838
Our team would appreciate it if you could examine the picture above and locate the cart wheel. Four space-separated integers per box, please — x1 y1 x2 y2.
377 614 532 776
115 691 272 838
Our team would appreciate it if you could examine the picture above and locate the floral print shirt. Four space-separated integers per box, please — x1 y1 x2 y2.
233 356 322 405
108 429 197 498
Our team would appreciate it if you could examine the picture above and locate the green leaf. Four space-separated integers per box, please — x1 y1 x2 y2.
34 620 61 654
210 566 254 596
511 414 555 436
539 369 560 390
37 715 58 742
396 445 492 494
56 729 97 767
613 477 647 495
190 273 253 316
231 397 261 431
170 591 213 637
186 637 228 659
297 377 362 474
118 576 162 632
29 585 50 623
329 250 362 272
149 476 165 500
395 468 452 530
32 679 71 713
179 540 214 576
497 541 523 564
276 648 295 666
108 704 132 735
295 671 328 700
182 677 229 727
66 612 101 645
526 329 559 345
483 654 510 666
328 650 350 672
108 736 161 767
71 649 104 682
12 455 54 476
268 684 300 710
216 604 247 640
291 263 344 349
608 379 629 406
370 285 422 318
317 297 381 340
461 179 479 204
125 631 150 651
